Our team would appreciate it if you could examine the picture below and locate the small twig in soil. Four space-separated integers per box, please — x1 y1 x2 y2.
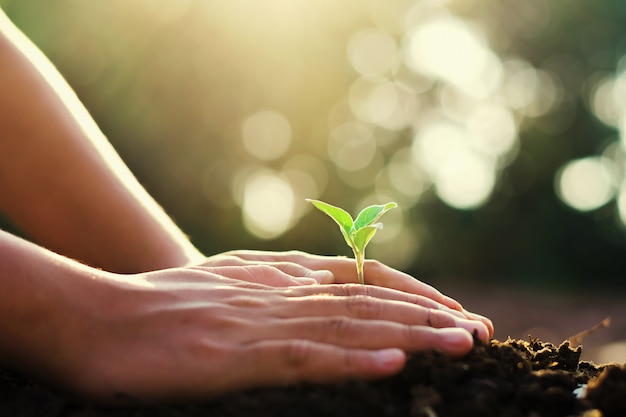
567 316 611 346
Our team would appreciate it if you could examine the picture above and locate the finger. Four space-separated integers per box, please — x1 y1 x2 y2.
288 283 465 318
234 329 472 390
265 262 335 284
463 310 495 337
200 259 335 285
253 316 475 354
293 277 320 285
278 287 490 342
359 260 464 311
230 340 407 389
194 265 318 287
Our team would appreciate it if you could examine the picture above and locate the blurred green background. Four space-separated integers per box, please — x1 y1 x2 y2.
3 0 626 292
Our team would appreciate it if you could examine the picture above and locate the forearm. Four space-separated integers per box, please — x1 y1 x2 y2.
0 229 108 383
0 10 203 272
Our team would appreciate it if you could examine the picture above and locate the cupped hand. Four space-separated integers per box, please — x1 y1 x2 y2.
60 267 489 404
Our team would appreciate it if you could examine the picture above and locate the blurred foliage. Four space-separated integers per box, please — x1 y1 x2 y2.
3 0 626 290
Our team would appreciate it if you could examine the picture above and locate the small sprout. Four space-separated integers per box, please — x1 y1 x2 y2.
306 199 397 285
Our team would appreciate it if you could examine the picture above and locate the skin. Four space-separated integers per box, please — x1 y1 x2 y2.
0 7 493 404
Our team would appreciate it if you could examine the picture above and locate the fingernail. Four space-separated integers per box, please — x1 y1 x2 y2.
442 328 473 347
456 319 489 342
464 310 495 336
373 348 405 371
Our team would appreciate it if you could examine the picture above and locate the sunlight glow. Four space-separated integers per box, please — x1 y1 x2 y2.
501 59 539 110
467 104 518 158
387 159 427 198
242 110 292 161
369 228 420 270
281 155 329 221
434 151 496 209
556 157 617 212
328 122 377 172
405 15 501 97
411 120 497 209
241 170 295 239
349 77 419 130
347 28 397 77
524 70 563 117
411 120 468 178
282 155 329 201
139 0 193 23
589 73 626 129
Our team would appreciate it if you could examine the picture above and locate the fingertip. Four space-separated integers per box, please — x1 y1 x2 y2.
372 348 406 373
464 310 495 337
439 328 474 356
455 319 490 344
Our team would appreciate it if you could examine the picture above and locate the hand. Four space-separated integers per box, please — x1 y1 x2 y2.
202 250 494 336
55 266 490 404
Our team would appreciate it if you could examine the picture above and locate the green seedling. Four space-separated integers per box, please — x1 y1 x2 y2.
306 199 397 285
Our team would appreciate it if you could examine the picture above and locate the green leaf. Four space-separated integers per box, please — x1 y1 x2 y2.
307 198 399 285
353 224 382 253
353 202 397 231
306 199 354 240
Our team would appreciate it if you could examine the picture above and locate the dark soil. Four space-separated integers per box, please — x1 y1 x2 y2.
2 337 626 417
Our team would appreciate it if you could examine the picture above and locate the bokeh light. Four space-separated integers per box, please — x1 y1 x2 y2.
347 28 397 77
434 151 497 209
404 14 502 98
555 157 617 212
242 110 292 161
240 170 295 240
328 122 377 172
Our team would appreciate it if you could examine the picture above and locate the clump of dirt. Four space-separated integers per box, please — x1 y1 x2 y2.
2 338 626 417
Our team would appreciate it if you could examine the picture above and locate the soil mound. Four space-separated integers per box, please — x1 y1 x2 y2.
2 338 626 417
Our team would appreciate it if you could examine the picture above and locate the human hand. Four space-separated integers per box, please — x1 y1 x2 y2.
54 266 489 404
202 250 494 337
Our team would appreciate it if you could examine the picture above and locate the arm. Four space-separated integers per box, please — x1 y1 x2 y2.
0 9 204 273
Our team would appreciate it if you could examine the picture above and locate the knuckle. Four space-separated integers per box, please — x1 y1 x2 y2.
336 283 369 297
325 316 354 336
227 295 269 308
427 308 455 328
402 325 424 345
284 340 314 366
346 295 383 319
363 259 384 271
276 262 306 276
